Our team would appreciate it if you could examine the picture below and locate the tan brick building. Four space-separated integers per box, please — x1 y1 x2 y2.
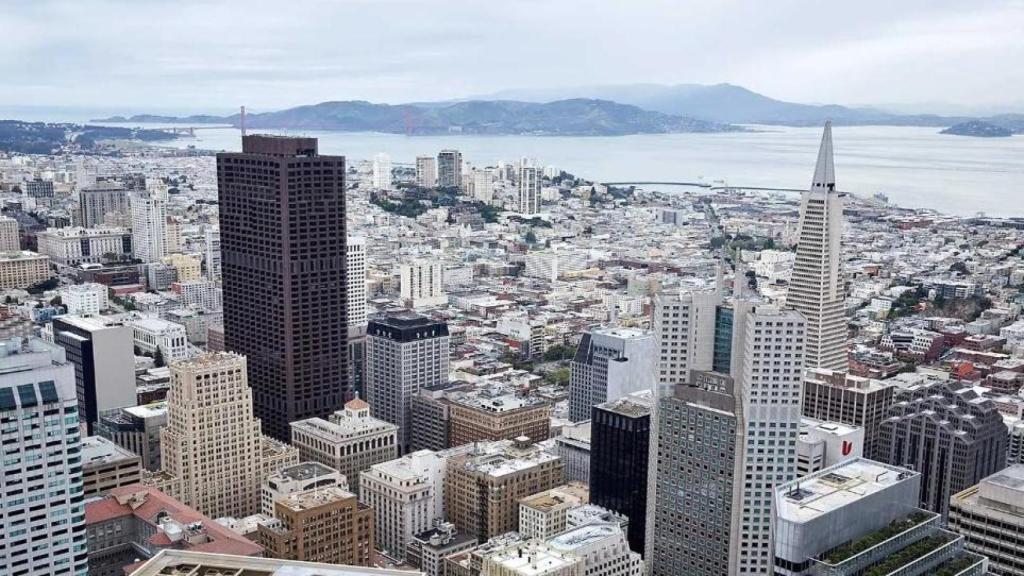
445 439 565 542
448 391 551 447
256 486 374 566
0 251 50 289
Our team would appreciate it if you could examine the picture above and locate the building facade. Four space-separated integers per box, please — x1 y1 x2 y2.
569 327 656 423
256 486 374 566
366 311 450 453
802 367 894 460
217 135 349 441
949 465 1024 576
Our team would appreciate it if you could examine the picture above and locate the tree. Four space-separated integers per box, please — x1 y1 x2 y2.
525 229 537 244
154 347 165 368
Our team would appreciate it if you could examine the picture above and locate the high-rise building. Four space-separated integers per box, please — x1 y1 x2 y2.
472 169 494 203
410 382 464 452
203 226 221 280
437 149 463 189
773 458 987 576
569 327 655 423
652 303 805 576
416 156 438 188
347 237 368 334
84 485 263 575
652 286 721 390
217 135 349 441
590 391 652 556
359 449 454 561
0 338 88 576
130 190 167 263
289 398 399 493
366 311 450 453
261 461 347 516
372 152 393 190
0 214 21 251
787 122 848 372
517 159 541 215
255 486 374 566
949 465 1024 576
877 378 1008 519
801 367 895 460
51 315 136 433
445 439 565 542
79 181 129 228
153 353 299 519
400 260 448 308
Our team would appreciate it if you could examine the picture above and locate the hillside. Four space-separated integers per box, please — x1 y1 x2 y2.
94 99 740 136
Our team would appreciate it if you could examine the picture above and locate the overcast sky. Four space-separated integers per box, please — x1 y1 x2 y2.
3 0 1023 114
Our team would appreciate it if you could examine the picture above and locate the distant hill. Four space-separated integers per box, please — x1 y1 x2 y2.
94 98 740 136
479 83 1022 128
940 120 1013 137
0 120 175 154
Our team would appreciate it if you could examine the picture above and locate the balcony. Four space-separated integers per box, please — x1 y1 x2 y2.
808 510 946 576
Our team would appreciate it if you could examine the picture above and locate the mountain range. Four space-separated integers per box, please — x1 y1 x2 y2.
95 84 1024 136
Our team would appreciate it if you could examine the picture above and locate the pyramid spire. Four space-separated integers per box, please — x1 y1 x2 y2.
811 121 835 191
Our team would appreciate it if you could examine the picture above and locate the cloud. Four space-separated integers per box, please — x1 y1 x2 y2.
1 0 1021 111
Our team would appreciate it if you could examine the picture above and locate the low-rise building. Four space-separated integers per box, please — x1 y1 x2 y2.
797 417 864 477
407 523 478 576
36 226 132 266
0 250 50 289
95 402 167 471
290 399 399 493
61 282 109 315
262 461 348 517
518 482 589 540
449 388 551 446
255 486 374 566
128 316 190 362
81 435 143 497
129 549 414 576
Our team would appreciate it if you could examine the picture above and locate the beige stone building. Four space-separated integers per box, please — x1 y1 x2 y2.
518 482 589 540
256 486 374 566
445 439 565 542
290 398 398 493
449 391 551 447
163 252 202 282
0 251 50 289
147 352 297 519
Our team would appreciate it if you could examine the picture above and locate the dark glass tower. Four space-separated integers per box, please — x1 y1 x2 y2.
590 394 652 555
217 135 349 441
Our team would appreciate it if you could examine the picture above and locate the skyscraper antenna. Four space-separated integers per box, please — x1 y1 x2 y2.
240 105 247 137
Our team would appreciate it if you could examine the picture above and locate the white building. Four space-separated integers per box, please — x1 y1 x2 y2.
518 159 541 215
787 122 848 371
36 227 132 266
289 399 399 493
547 524 644 576
472 169 494 203
400 260 448 308
174 279 222 311
518 483 589 540
416 156 437 188
261 461 347 516
482 539 583 576
569 327 656 422
652 285 721 390
347 237 368 333
524 249 592 282
204 226 221 280
796 417 864 477
0 215 20 251
128 316 190 362
0 337 89 576
60 282 109 315
359 449 455 561
372 152 393 190
130 191 168 263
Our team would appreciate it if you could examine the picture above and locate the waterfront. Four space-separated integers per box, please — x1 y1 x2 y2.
108 123 1024 217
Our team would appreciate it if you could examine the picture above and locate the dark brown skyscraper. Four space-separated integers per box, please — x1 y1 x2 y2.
217 135 349 441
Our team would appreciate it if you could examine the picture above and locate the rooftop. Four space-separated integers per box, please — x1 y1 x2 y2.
775 458 919 523
547 524 620 552
277 486 359 513
81 435 139 468
271 461 340 483
127 549 418 576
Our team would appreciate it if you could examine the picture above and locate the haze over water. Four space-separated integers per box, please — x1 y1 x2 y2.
146 124 1023 217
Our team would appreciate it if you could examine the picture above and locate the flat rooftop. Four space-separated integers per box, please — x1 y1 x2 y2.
129 549 416 576
775 458 919 524
81 435 139 467
273 461 339 482
547 524 620 552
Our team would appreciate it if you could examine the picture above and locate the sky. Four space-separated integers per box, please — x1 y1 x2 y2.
3 0 1023 115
